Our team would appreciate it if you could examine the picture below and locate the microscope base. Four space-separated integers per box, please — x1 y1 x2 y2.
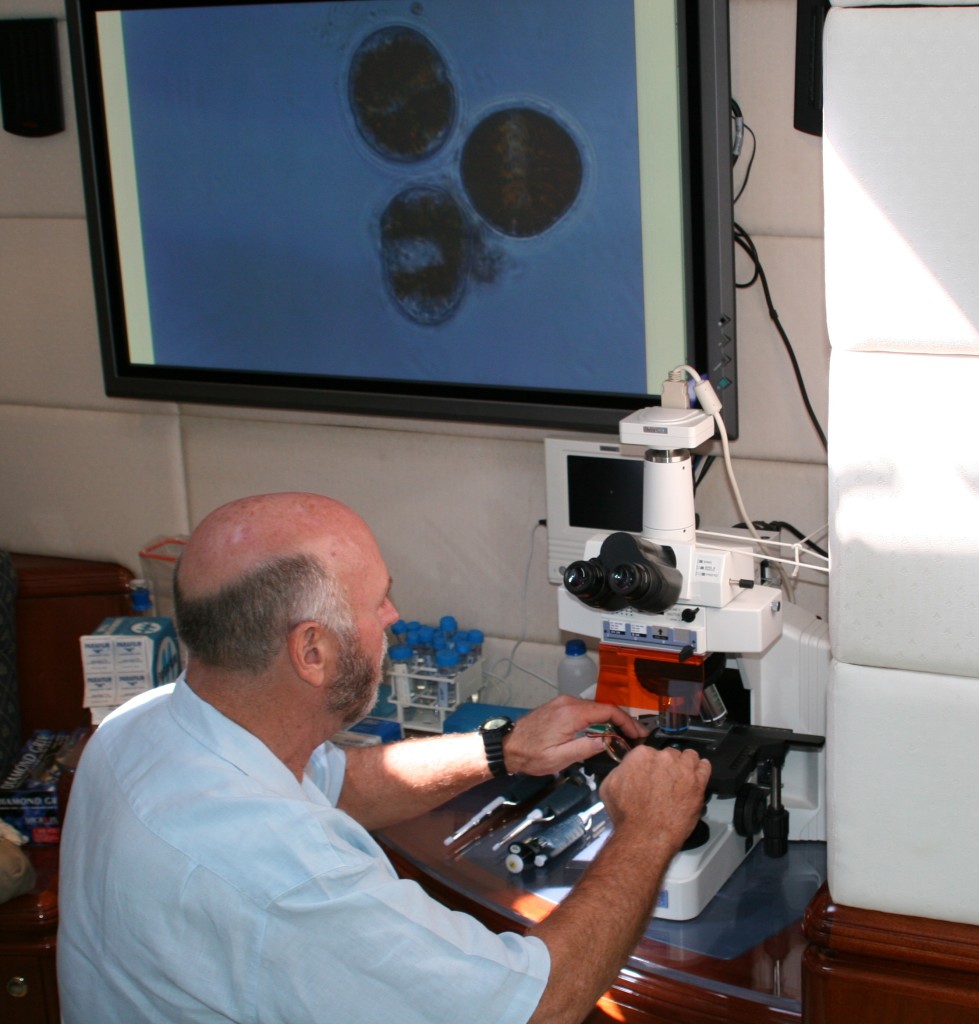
654 803 758 921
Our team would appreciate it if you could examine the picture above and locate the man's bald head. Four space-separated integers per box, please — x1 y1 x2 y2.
174 493 381 674
177 493 376 601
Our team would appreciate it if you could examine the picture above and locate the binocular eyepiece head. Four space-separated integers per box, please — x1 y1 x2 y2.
563 532 682 614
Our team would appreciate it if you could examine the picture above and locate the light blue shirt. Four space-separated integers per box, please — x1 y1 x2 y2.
57 678 549 1023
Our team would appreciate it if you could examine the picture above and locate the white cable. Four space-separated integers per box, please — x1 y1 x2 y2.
479 522 557 701
696 529 829 576
676 366 797 601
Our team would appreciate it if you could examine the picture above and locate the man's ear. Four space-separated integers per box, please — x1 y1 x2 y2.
287 620 338 689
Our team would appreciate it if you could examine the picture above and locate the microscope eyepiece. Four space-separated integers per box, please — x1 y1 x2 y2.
608 562 644 596
563 559 627 610
563 558 603 596
609 559 680 614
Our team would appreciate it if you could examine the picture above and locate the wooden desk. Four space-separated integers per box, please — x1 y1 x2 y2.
375 777 825 1024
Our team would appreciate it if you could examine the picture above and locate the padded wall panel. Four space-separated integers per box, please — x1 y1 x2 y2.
823 6 979 356
729 0 824 237
0 405 188 572
827 659 979 925
729 235 830 464
828 349 979 678
0 553 20 775
179 411 557 645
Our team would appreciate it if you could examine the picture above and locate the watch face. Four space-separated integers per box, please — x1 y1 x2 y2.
482 716 511 732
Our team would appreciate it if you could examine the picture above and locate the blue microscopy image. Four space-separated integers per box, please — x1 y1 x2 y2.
117 0 645 394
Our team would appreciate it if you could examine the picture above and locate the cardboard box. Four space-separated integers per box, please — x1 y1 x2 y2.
0 729 87 844
79 616 182 708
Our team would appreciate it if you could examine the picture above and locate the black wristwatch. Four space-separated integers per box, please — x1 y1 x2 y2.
479 715 514 778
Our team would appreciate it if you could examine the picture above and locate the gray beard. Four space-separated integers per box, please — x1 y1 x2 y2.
330 632 388 727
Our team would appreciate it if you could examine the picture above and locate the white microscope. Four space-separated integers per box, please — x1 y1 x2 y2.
557 371 829 920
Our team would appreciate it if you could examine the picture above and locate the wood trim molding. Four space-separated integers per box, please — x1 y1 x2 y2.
802 885 979 1024
804 884 979 973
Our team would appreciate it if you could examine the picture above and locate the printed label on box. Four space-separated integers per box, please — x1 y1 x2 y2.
80 616 182 709
84 674 117 707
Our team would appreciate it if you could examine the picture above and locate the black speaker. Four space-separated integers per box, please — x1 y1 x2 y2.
0 18 64 138
793 0 829 137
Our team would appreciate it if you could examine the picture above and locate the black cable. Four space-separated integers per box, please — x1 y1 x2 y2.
733 121 756 203
693 454 715 492
734 221 828 451
731 101 756 204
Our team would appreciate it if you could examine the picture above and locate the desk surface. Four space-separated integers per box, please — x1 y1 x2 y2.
375 777 826 1024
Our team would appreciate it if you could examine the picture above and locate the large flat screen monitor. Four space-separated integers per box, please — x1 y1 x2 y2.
66 0 738 434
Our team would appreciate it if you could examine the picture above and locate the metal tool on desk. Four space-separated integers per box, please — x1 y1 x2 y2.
443 773 554 846
490 767 596 852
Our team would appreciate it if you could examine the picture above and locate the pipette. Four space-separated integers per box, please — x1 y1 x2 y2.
490 768 596 851
504 801 606 873
443 772 554 846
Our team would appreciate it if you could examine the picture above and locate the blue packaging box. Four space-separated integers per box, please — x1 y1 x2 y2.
349 717 403 743
442 703 531 734
0 729 87 844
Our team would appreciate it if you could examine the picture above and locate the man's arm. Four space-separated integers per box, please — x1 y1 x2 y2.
526 745 711 1024
336 695 646 830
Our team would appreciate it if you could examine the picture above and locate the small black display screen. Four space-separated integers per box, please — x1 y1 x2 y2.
567 454 644 533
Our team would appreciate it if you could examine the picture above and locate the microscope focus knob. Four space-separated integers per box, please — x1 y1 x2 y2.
733 784 767 838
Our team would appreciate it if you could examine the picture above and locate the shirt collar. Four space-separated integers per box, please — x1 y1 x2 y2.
169 672 308 800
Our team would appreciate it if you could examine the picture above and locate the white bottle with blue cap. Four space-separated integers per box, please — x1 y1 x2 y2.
557 639 598 698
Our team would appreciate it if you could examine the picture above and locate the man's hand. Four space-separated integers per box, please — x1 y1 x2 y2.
599 744 711 849
526 743 710 1024
503 695 648 777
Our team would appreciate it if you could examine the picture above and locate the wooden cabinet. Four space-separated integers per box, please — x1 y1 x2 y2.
1 952 58 1024
10 553 133 741
0 848 59 1024
0 555 133 1022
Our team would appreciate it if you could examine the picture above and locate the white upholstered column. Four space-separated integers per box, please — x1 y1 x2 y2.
823 1 979 925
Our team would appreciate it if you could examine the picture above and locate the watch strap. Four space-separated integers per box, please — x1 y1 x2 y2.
480 719 513 778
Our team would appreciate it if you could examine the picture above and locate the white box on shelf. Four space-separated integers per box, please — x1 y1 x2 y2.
79 616 182 708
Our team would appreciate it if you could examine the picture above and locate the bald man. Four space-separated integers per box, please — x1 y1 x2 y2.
58 493 710 1024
